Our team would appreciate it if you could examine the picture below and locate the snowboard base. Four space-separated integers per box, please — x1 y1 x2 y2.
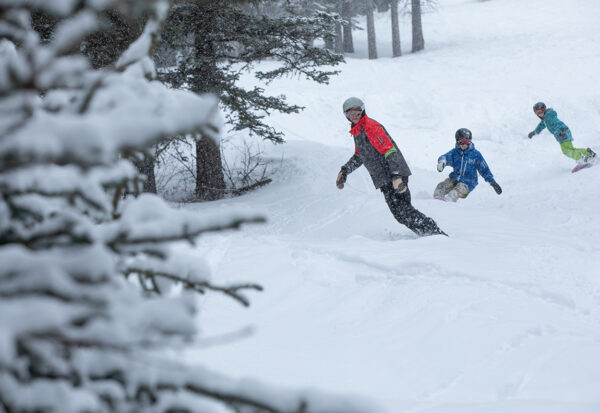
572 157 597 173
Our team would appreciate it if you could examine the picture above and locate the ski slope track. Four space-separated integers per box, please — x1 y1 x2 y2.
176 1 600 412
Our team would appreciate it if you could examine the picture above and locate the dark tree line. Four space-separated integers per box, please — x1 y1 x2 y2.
294 0 429 59
361 0 429 58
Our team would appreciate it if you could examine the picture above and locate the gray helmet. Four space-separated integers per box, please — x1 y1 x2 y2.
342 97 365 113
455 128 472 141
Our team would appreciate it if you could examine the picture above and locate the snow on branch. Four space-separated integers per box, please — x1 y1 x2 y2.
116 1 170 71
104 194 265 246
0 72 221 171
49 10 99 56
0 164 111 211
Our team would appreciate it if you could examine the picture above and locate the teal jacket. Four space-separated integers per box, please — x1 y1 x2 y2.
533 108 572 143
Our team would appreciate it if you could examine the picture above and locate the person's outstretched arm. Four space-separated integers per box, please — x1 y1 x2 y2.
476 153 501 194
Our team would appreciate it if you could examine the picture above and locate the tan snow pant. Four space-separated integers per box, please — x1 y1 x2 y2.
434 178 469 202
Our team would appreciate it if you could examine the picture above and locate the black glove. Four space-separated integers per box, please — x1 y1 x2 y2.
528 131 535 139
491 182 502 195
336 168 347 189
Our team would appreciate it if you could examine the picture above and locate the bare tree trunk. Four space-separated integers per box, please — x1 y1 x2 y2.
195 134 225 201
334 21 343 53
141 158 157 194
193 22 226 201
324 36 334 50
134 156 157 194
411 0 425 52
335 0 344 53
366 0 377 59
341 0 354 53
391 0 401 57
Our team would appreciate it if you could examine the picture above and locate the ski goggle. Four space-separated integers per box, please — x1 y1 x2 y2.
457 139 471 145
345 108 362 120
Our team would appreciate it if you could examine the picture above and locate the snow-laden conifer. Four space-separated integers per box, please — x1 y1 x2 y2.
0 1 373 411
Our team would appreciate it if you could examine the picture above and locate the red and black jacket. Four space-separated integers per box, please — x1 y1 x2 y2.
341 114 411 189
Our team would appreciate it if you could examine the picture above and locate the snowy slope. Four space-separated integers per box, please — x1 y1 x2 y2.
176 1 600 412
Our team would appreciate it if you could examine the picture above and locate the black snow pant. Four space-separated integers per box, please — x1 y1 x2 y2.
381 183 446 237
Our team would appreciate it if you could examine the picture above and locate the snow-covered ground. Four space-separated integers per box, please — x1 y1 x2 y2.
177 1 600 411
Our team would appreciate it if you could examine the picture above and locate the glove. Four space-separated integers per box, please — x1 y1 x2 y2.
491 182 502 195
392 176 407 194
437 159 446 172
528 131 535 139
336 169 347 189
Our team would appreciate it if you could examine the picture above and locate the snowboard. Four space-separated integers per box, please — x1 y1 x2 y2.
571 157 598 173
434 196 447 202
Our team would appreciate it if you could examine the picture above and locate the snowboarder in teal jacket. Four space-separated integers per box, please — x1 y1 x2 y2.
434 128 502 202
528 102 596 164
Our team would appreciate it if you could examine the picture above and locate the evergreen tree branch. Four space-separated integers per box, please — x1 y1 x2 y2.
159 2 342 144
125 267 263 307
1 188 106 211
107 216 265 251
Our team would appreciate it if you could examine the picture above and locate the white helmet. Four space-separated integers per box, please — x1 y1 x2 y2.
342 97 365 113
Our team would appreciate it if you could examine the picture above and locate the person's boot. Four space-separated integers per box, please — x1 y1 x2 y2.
586 148 597 161
419 219 448 237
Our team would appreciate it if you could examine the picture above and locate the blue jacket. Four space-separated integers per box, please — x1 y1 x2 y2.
438 143 496 192
533 108 572 143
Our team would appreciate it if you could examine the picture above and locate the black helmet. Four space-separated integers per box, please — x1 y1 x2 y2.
455 128 472 142
533 102 546 113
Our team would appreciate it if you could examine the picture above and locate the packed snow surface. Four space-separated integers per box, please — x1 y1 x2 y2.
177 0 600 411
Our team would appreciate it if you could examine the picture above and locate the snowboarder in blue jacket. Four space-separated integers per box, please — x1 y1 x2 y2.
528 102 596 164
434 128 502 202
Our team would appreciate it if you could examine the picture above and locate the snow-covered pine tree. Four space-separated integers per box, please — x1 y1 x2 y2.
0 1 372 412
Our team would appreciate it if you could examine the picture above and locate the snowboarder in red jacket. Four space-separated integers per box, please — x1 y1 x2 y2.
336 97 446 237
